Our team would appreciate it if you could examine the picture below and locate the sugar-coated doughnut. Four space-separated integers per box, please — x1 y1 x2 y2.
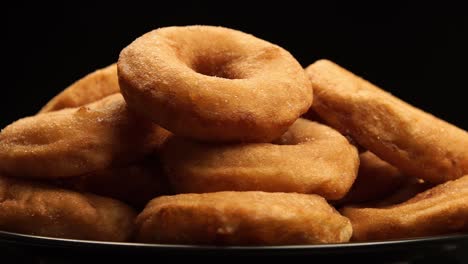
118 26 312 142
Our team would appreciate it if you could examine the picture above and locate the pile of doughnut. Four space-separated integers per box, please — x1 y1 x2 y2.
0 26 467 245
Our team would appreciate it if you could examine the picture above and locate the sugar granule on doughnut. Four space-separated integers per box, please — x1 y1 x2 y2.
162 118 359 200
341 175 468 241
0 176 136 242
306 59 468 184
0 94 169 179
118 26 312 142
135 191 352 245
39 64 119 113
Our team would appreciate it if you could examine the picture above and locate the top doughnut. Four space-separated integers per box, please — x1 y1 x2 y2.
118 26 312 142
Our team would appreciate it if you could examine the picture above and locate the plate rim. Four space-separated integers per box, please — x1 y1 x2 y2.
1 230 467 250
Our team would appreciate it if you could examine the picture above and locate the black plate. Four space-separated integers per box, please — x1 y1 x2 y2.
1 231 467 263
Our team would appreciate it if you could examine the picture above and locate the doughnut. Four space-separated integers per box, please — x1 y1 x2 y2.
0 176 135 242
118 26 312 142
306 59 468 184
39 64 119 113
162 118 359 200
54 155 171 208
341 175 468 241
336 151 407 205
0 94 170 179
135 191 352 245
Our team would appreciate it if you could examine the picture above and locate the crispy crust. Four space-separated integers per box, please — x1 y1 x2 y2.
118 26 312 142
136 191 352 245
341 175 468 241
306 59 468 183
39 64 119 113
0 176 135 241
162 119 359 200
0 94 170 179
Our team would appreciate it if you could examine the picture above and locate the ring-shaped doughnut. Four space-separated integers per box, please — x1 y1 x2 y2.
135 191 352 245
341 175 468 241
118 26 312 142
306 59 468 184
0 94 168 179
162 118 359 200
0 176 135 242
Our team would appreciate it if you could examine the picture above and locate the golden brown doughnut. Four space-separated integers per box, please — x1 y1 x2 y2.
306 59 468 184
162 118 359 200
341 175 468 241
135 191 352 245
0 94 169 179
0 176 135 242
118 26 312 142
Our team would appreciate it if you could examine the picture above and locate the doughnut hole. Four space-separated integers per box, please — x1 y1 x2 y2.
189 54 243 80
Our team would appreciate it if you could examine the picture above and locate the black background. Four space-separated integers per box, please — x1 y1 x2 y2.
4 2 468 130
2 2 468 262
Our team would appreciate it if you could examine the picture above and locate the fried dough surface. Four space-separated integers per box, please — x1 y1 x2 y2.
0 176 135 241
119 26 312 142
341 175 468 241
0 94 169 179
162 119 359 200
136 191 352 245
306 59 468 183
